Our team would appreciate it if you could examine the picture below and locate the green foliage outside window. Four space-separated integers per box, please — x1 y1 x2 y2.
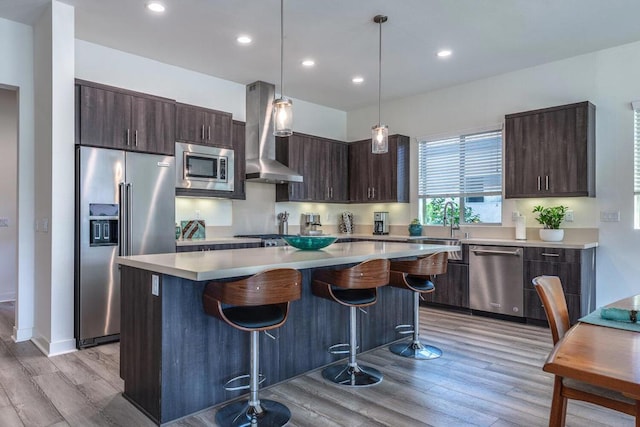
422 198 480 225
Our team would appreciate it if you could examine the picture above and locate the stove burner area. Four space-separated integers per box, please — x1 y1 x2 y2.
235 234 288 247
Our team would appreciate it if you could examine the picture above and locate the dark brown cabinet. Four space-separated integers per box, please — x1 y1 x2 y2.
176 241 261 252
175 103 232 148
348 134 410 203
523 247 596 325
505 101 595 198
425 262 470 308
275 133 348 202
76 81 175 155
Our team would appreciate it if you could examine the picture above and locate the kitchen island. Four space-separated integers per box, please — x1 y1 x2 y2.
116 241 456 425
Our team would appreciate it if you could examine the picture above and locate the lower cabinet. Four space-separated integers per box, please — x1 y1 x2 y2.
176 242 261 252
424 262 470 308
523 247 596 325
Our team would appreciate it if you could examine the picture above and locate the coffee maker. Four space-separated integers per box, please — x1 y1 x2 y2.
373 212 389 235
301 213 322 235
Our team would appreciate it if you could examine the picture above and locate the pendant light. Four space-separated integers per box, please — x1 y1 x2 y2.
273 0 293 136
371 14 388 154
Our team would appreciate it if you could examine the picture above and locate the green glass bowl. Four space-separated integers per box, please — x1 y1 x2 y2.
282 235 338 250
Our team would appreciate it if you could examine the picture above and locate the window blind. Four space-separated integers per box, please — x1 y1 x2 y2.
634 105 640 195
418 130 502 198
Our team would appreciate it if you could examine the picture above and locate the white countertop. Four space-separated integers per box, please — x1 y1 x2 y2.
118 241 458 281
460 237 597 249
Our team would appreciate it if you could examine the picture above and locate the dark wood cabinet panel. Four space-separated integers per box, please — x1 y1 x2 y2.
275 133 348 202
76 80 176 155
523 247 595 326
176 241 261 252
504 101 595 198
348 135 409 203
175 103 232 147
426 263 470 308
79 85 131 149
131 96 175 155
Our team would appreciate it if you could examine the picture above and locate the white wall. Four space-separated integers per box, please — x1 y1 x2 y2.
0 16 35 342
0 88 18 302
32 1 76 355
348 41 640 306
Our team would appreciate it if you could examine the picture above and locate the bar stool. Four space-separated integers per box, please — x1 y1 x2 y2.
388 251 448 359
202 268 302 427
312 258 390 387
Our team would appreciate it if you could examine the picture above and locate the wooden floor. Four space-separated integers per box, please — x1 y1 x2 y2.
0 301 634 427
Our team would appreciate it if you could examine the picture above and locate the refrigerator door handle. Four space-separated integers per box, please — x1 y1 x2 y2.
118 182 126 256
126 183 133 256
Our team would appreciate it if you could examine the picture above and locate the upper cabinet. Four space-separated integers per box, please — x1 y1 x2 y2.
504 101 595 198
175 103 232 148
349 134 410 203
275 133 349 203
76 80 175 155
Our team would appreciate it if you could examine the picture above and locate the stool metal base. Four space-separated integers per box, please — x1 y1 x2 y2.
389 340 442 360
322 363 383 387
215 399 291 427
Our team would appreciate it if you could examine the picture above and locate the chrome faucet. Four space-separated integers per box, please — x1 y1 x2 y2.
443 201 460 238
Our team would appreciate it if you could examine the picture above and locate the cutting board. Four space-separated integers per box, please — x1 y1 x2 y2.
181 220 206 239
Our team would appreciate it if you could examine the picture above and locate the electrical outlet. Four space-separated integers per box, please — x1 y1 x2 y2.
42 218 49 233
564 210 574 222
0 217 8 227
195 210 200 219
152 274 159 296
511 211 520 220
600 211 620 222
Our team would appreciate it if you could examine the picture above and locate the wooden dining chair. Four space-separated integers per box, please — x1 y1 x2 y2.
532 275 638 427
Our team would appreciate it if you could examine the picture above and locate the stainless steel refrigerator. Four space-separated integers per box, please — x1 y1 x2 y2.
75 146 175 348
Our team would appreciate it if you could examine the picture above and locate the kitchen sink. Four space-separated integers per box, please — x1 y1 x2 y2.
410 237 463 261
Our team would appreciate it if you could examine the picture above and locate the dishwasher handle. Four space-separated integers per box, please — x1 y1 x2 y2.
471 248 522 256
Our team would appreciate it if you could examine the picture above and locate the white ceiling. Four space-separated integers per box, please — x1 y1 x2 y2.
3 0 640 111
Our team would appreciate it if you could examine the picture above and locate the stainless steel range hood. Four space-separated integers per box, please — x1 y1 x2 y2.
245 81 303 183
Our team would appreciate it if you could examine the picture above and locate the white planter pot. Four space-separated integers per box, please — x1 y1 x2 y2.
539 229 564 242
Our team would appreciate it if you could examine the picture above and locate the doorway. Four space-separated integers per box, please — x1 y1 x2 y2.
0 87 18 320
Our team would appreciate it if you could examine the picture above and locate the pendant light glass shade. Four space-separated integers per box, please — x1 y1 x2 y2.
273 97 293 136
372 14 388 154
273 0 293 136
371 124 388 153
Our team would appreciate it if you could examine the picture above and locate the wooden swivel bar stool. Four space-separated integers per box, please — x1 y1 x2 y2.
202 268 302 427
312 258 390 387
388 251 448 359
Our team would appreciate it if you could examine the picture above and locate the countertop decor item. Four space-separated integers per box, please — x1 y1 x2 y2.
408 218 422 237
533 205 568 242
282 235 337 250
181 220 206 240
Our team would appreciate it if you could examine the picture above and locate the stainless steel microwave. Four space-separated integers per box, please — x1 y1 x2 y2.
175 142 235 191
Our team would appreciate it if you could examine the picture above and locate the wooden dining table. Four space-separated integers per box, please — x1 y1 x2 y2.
543 294 640 403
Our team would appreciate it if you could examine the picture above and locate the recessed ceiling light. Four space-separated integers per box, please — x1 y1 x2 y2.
237 35 252 45
437 49 452 58
302 59 315 67
352 76 364 84
146 2 165 13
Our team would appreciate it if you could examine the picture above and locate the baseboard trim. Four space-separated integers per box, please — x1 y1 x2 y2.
31 335 77 357
12 325 33 342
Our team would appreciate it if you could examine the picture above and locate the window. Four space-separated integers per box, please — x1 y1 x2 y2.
634 102 640 229
418 129 503 225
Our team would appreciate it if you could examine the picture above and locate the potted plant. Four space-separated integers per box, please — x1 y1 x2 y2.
532 205 568 242
408 218 423 237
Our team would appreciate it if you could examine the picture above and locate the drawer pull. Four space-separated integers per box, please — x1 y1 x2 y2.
541 253 560 257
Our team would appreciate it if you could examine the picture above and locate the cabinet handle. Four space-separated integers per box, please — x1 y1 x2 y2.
367 187 372 199
134 130 138 147
201 125 205 140
126 129 130 145
372 187 375 198
208 126 211 140
537 176 541 191
541 253 560 257
545 175 549 191
330 187 333 199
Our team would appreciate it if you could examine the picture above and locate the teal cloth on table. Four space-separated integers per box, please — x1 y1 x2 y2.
579 307 640 332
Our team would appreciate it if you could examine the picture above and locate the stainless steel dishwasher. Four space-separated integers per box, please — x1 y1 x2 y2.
469 245 524 317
